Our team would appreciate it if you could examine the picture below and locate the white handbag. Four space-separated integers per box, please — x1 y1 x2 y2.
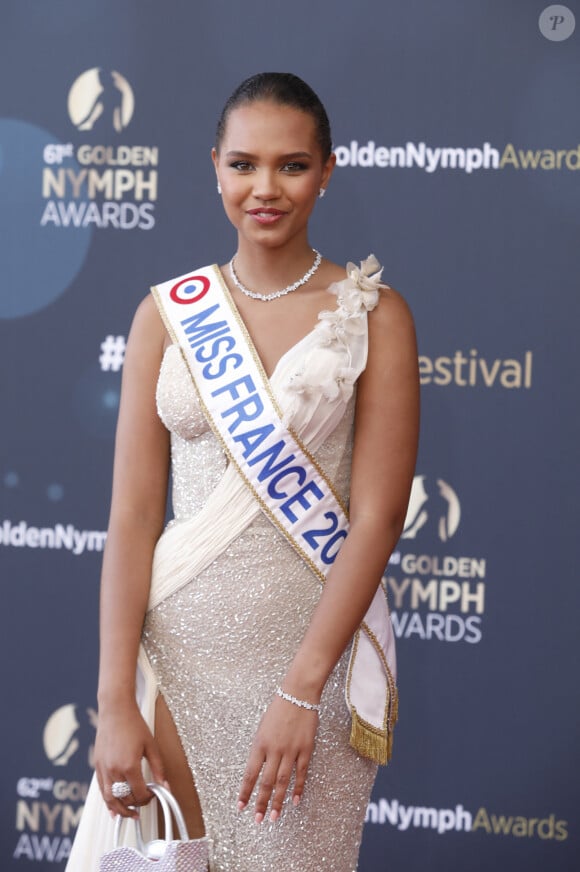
99 782 209 871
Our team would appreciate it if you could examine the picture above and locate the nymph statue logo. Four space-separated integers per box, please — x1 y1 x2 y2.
67 69 134 133
43 704 97 768
402 475 461 543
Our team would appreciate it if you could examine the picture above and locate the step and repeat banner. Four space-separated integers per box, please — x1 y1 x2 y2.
1 2 578 870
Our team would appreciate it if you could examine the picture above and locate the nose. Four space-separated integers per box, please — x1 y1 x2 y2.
252 169 280 201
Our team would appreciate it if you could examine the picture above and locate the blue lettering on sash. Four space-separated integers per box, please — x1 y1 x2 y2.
245 439 344 562
280 480 324 523
303 511 348 564
222 395 264 433
232 424 275 458
202 353 243 379
267 466 307 498
183 302 241 377
181 304 230 349
247 440 295 481
211 375 256 400
195 334 236 362
173 278 348 569
211 375 263 432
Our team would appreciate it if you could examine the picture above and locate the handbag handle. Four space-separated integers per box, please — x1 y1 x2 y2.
113 782 190 858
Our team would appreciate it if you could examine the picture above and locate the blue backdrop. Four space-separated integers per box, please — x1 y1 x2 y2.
1 1 579 869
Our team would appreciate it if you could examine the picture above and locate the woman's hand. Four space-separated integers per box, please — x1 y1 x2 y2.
94 700 168 819
238 694 319 823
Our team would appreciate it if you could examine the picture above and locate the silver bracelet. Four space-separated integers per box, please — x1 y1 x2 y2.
276 687 320 712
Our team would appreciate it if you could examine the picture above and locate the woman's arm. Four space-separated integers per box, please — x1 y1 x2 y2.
93 295 171 818
239 288 419 821
285 288 419 696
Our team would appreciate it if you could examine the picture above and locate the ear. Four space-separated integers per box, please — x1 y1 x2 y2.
321 151 337 189
211 147 218 171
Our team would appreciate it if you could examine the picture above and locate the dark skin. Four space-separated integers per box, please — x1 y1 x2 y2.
94 99 419 833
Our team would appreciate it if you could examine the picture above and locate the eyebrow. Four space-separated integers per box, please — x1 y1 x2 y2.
225 150 313 160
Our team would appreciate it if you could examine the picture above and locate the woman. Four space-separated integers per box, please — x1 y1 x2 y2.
67 72 419 872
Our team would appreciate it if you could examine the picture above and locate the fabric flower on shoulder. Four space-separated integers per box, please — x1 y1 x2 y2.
284 255 386 414
327 254 386 315
318 306 366 341
345 254 386 310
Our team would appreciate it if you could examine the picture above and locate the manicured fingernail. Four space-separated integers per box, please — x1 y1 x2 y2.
270 809 279 822
109 810 115 819
292 794 301 807
237 800 246 812
255 812 264 824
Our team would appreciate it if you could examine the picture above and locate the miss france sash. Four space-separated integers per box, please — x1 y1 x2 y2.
152 264 397 764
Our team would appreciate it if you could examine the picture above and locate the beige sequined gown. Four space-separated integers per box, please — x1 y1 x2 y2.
143 350 376 871
145 261 387 872
65 261 384 872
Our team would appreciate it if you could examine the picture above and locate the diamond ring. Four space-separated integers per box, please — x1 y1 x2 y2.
111 781 132 800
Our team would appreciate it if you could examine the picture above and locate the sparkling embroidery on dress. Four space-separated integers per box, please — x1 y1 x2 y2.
146 257 385 871
157 346 226 522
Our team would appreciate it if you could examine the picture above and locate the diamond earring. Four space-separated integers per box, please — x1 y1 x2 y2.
217 181 222 194
318 188 326 199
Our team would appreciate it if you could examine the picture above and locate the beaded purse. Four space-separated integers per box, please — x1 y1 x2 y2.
99 782 209 871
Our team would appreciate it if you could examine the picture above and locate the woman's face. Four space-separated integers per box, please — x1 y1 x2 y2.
212 100 335 251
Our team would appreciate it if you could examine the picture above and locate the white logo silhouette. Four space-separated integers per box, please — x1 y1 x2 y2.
43 704 97 767
68 68 134 133
402 475 461 542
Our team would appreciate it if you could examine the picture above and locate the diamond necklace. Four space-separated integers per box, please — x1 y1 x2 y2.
229 249 322 301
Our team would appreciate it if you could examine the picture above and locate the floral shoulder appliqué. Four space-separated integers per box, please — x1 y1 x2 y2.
286 255 387 407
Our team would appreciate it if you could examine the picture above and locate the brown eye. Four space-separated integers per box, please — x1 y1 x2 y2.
282 162 308 172
230 161 254 172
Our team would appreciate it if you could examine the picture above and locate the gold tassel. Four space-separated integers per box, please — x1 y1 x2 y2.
387 687 399 761
391 688 399 726
349 711 391 765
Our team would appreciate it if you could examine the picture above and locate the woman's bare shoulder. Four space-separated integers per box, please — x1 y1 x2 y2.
127 293 169 351
131 292 165 331
321 259 348 283
369 284 416 338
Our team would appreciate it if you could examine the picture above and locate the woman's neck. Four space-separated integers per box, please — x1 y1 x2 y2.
232 238 318 295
